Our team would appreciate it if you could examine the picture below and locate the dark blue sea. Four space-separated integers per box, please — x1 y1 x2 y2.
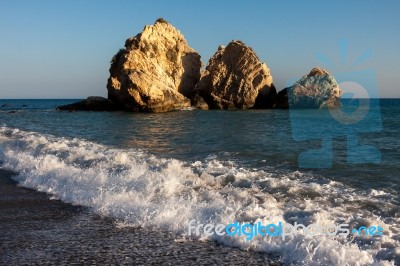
0 99 399 265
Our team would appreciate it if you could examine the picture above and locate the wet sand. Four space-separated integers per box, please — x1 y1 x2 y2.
0 169 280 265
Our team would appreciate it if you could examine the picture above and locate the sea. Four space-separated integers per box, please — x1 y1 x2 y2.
0 99 399 265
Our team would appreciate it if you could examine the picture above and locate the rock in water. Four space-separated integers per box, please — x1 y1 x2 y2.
57 97 117 111
194 41 276 109
191 93 209 110
107 18 202 112
274 68 342 109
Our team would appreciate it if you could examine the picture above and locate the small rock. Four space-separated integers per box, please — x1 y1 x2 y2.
57 97 117 111
191 94 209 110
274 68 342 109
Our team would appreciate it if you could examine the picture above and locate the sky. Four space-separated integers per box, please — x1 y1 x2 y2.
0 0 399 98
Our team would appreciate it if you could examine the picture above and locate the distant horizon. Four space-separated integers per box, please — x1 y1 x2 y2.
1 0 399 98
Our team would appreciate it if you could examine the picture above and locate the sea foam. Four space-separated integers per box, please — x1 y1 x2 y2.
0 126 398 265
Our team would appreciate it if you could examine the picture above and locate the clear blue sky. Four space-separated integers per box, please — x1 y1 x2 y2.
0 0 399 98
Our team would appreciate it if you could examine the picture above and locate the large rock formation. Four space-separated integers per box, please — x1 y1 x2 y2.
57 19 342 113
194 41 276 109
274 68 342 109
107 18 202 112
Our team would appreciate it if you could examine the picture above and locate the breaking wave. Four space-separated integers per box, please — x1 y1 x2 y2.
0 126 398 265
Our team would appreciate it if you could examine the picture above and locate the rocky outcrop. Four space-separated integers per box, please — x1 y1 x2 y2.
194 41 276 109
56 19 342 113
57 97 117 111
274 68 342 109
107 18 202 112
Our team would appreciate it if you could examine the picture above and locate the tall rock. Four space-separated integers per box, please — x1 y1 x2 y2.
107 18 202 112
194 41 276 109
274 68 342 109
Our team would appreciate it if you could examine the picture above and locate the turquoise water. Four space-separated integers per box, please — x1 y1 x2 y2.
0 99 399 265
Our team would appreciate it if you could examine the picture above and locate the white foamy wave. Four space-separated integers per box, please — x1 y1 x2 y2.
0 126 398 265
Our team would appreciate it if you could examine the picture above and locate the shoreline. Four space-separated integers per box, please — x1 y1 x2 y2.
0 168 280 265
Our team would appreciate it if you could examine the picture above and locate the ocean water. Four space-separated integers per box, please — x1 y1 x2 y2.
0 99 399 265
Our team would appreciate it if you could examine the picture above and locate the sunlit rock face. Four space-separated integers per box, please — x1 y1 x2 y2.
194 41 276 109
107 18 202 112
274 68 342 109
